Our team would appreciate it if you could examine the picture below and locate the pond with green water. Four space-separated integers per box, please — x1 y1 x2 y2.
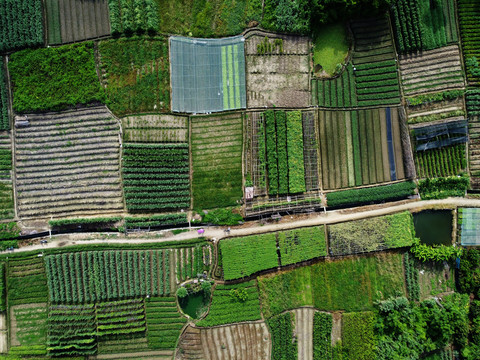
413 210 453 246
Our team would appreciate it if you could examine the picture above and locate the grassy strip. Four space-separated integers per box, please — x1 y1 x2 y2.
313 312 333 359
341 312 376 360
275 111 288 194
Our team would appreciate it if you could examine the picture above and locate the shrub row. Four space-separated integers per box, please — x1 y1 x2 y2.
326 181 417 208
418 175 469 199
0 58 9 130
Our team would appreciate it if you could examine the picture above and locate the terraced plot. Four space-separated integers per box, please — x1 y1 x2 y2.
177 323 271 360
45 0 110 45
351 17 401 107
318 108 406 190
7 256 48 306
191 113 243 209
245 33 310 108
399 45 465 96
10 303 47 354
15 106 124 218
122 114 188 143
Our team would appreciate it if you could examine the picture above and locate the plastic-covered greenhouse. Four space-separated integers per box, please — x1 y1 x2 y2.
170 35 247 114
459 208 480 246
413 120 468 151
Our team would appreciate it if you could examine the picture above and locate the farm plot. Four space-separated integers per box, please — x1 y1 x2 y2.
390 0 458 53
45 0 110 45
466 89 480 185
197 281 262 327
122 144 190 213
45 250 172 303
457 0 480 83
172 245 211 284
170 36 246 113
145 296 186 350
97 335 149 355
177 322 271 360
328 211 415 256
9 303 47 356
406 91 466 125
0 0 44 53
341 312 376 360
267 312 297 360
278 226 326 266
191 113 243 209
47 303 97 357
415 144 466 178
108 0 158 35
9 43 105 113
220 233 278 280
258 252 406 318
415 260 454 300
313 312 333 359
99 37 170 117
0 58 9 130
312 63 357 108
318 108 406 190
245 33 310 108
7 256 48 306
122 114 188 143
0 133 13 219
399 45 465 96
15 107 124 218
97 298 146 338
351 17 401 107
259 110 307 195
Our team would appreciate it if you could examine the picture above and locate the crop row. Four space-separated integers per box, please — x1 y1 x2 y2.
261 110 307 195
123 143 190 213
415 144 466 178
458 0 480 82
0 59 9 130
7 256 48 306
47 304 96 357
45 250 172 303
404 252 420 301
0 0 44 53
466 88 480 117
418 175 469 199
146 297 186 350
313 63 357 108
108 0 159 35
326 181 417 208
96 298 146 337
175 245 206 283
125 213 188 229
313 312 333 359
267 312 297 360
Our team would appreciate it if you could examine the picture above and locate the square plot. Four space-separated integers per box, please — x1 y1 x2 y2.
170 36 247 114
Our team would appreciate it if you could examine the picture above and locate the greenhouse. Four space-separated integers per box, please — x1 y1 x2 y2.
459 208 480 246
170 35 247 113
413 120 468 151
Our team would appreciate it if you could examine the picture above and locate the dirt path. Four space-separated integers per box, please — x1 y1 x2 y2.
8 198 480 254
294 308 315 360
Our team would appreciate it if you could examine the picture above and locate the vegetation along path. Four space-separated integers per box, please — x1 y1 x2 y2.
8 197 480 255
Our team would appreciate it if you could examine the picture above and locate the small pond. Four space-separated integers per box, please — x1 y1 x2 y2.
179 291 209 319
413 210 453 246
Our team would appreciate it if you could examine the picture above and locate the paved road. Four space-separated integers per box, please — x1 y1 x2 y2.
7 197 480 254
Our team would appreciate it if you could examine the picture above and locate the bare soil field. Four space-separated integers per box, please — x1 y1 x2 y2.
176 322 271 360
14 106 124 219
245 34 310 108
122 114 188 143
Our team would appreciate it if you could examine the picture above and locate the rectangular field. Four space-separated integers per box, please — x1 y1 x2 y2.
122 114 188 143
399 45 465 96
15 107 124 218
245 34 310 108
45 0 110 45
415 144 466 178
258 252 406 318
122 143 191 213
99 38 170 116
191 113 243 209
458 0 480 83
318 108 406 190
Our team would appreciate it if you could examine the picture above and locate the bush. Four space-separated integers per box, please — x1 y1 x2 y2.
9 42 105 113
418 175 469 199
0 222 20 239
176 287 188 299
410 238 462 262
